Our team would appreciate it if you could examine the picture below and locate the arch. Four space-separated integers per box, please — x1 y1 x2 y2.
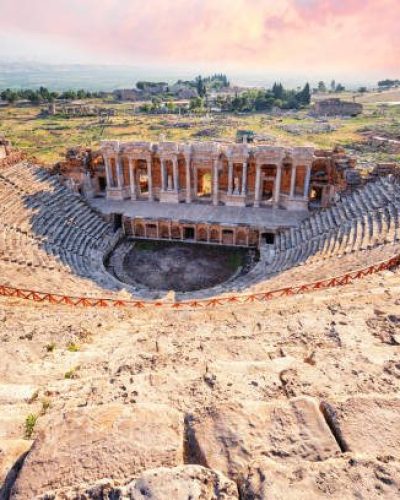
171 224 181 239
135 223 144 237
209 228 220 243
146 223 157 239
122 157 130 186
197 169 212 197
197 227 208 241
295 165 306 196
222 229 234 245
159 223 170 239
281 163 292 195
236 229 247 246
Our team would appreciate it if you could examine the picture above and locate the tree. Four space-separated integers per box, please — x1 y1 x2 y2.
195 76 206 98
272 82 284 100
335 83 345 92
1 89 18 103
318 81 327 93
378 79 400 89
296 83 311 105
61 90 77 100
330 80 336 92
358 86 367 93
166 101 176 113
189 96 204 110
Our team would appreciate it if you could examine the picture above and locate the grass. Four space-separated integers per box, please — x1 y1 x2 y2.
40 398 51 416
24 414 38 439
135 240 157 251
67 342 80 352
1 95 399 165
226 252 244 271
64 366 79 379
45 342 56 352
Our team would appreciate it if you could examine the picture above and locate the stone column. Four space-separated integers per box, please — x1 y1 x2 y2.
161 159 167 191
273 165 282 206
185 154 191 203
303 165 312 198
227 160 233 195
254 162 261 207
173 157 179 193
193 168 198 199
242 162 248 196
212 158 219 206
130 158 137 200
290 165 297 198
146 156 153 201
116 156 123 189
104 157 112 187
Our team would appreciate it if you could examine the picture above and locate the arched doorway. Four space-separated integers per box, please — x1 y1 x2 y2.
196 169 212 199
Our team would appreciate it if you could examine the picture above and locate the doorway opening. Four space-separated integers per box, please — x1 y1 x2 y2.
184 227 195 240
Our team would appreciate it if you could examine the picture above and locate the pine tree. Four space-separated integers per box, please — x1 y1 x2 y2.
272 82 284 99
297 83 311 105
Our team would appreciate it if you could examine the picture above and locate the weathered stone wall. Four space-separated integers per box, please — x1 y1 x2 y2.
59 141 360 211
0 136 25 168
312 98 363 117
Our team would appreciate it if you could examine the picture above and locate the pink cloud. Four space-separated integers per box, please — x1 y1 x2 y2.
0 0 398 74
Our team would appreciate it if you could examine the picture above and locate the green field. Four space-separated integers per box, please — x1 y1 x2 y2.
0 91 399 165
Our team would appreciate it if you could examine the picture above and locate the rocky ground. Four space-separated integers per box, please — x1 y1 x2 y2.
0 268 400 499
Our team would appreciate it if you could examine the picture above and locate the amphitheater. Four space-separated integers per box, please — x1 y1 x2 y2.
0 136 400 499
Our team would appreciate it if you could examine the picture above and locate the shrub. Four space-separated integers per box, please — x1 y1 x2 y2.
67 342 80 352
64 366 79 379
45 342 56 352
25 414 38 439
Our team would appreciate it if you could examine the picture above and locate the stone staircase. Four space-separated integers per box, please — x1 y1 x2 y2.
268 177 399 276
0 162 122 295
183 176 400 299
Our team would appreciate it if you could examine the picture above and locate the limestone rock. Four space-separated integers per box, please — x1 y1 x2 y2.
188 396 340 479
11 403 183 499
321 396 400 457
124 465 239 499
0 384 38 404
0 439 32 498
240 457 400 499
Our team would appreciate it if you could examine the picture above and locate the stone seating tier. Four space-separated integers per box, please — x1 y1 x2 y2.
0 162 399 301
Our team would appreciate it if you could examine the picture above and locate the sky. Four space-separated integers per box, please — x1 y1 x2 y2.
0 0 399 82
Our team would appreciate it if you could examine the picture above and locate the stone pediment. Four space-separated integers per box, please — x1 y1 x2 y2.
253 146 287 164
119 142 153 157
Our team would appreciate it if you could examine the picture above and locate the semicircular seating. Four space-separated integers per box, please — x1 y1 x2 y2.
0 162 400 301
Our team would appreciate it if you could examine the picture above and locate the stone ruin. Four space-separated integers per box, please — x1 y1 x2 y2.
59 141 361 215
46 102 116 117
0 135 25 167
311 98 363 117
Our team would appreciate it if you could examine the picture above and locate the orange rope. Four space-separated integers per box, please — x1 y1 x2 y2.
1 254 399 310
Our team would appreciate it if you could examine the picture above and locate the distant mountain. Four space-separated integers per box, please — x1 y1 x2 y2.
0 62 196 91
0 61 377 92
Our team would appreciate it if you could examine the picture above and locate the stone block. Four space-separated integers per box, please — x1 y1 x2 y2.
12 403 184 499
321 397 400 457
124 465 238 499
240 457 400 499
188 396 340 479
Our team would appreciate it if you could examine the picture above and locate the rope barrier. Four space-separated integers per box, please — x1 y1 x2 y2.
1 254 399 310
